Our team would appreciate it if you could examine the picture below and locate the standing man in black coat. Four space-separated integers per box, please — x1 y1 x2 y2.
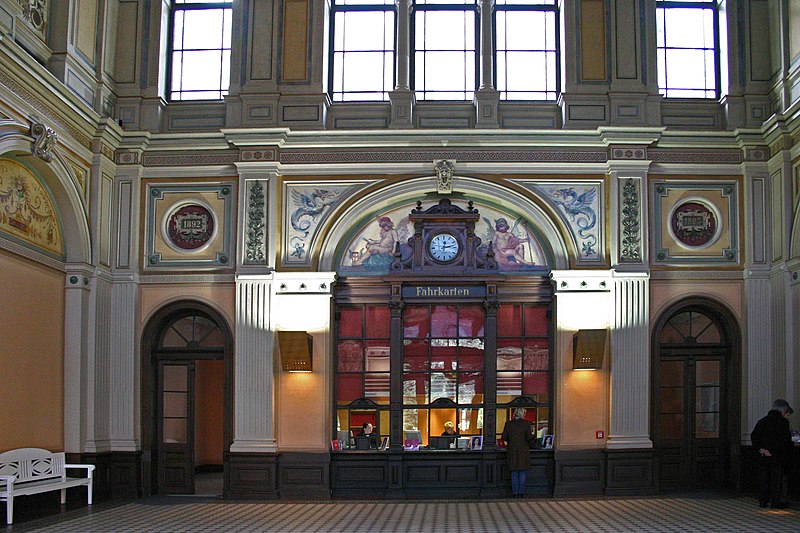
501 407 535 498
751 399 793 509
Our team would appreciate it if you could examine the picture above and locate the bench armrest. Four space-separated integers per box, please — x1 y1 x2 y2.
64 464 95 478
0 474 16 490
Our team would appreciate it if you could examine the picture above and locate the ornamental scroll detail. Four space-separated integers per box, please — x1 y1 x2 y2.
244 180 267 265
18 0 48 38
31 122 58 163
620 179 642 262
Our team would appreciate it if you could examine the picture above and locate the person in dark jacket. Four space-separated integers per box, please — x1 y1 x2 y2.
751 399 793 509
501 407 535 498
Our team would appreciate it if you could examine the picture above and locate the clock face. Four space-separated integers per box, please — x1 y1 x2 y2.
428 233 460 262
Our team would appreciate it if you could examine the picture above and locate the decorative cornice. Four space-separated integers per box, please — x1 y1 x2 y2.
649 149 743 164
139 273 236 284
743 146 769 162
649 270 743 280
279 150 609 164
0 236 64 270
143 151 240 167
0 70 92 149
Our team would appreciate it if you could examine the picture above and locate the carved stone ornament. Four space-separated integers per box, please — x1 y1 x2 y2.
31 121 58 163
19 0 48 36
245 181 267 264
620 179 642 262
434 160 455 194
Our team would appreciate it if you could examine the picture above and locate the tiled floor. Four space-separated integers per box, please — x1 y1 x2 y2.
2 493 799 532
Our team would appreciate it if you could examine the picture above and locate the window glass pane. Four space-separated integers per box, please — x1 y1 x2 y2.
523 372 548 399
366 305 391 337
524 306 548 336
523 339 548 370
659 413 683 439
431 371 457 402
497 371 522 400
498 304 522 337
365 372 390 403
404 306 430 338
366 341 390 371
337 340 364 372
662 8 713 48
338 307 363 337
163 419 187 443
431 339 458 369
660 360 684 386
337 374 363 403
404 373 429 404
497 339 522 370
459 343 483 370
459 372 483 403
431 305 458 337
696 413 719 438
404 339 429 371
458 407 482 435
163 364 188 390
660 387 683 413
181 10 225 49
163 391 187 418
458 305 485 337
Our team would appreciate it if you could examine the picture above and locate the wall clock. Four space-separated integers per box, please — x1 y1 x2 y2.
428 232 460 262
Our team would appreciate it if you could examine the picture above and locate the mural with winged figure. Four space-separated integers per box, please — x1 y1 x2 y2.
285 183 364 265
339 201 549 275
522 183 602 262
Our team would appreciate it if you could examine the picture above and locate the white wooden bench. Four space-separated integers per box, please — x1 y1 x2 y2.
0 448 94 524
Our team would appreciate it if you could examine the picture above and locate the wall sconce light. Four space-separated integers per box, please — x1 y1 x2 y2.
278 330 313 372
573 329 608 370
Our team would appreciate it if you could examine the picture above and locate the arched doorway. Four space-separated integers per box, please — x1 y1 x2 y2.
141 301 233 496
651 299 740 492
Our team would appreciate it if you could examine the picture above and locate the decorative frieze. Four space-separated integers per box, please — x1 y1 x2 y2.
280 150 608 164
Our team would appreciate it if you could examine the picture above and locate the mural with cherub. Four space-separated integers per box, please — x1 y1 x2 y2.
339 201 550 275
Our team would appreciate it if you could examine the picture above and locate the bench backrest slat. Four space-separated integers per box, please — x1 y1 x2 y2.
0 448 65 483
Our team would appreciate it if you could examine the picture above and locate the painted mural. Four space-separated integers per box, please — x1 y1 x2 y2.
339 201 549 275
0 158 63 257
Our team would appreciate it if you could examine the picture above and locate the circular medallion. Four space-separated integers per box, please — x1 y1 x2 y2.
167 204 215 250
670 201 717 247
428 232 460 262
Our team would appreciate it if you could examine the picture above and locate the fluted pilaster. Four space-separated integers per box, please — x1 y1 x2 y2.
607 272 652 449
231 275 277 452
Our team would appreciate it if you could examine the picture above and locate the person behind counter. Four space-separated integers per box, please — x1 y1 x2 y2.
356 422 379 449
501 407 535 498
441 421 458 436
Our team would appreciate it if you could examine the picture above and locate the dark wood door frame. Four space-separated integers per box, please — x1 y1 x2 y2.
141 300 234 497
651 297 741 492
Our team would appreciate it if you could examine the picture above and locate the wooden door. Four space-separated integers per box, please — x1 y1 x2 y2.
653 303 735 492
158 361 196 494
656 356 725 490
